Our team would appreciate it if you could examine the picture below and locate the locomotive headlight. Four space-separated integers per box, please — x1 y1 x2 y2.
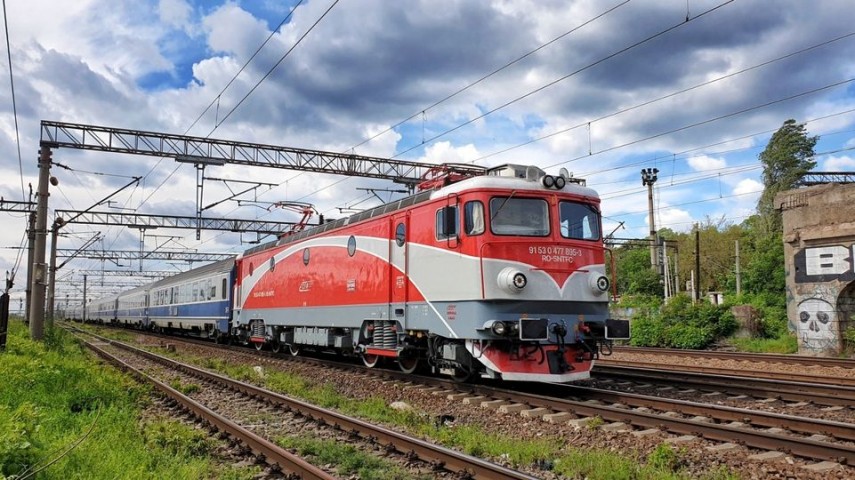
491 321 508 336
554 176 566 189
541 175 555 188
498 267 527 293
589 275 610 294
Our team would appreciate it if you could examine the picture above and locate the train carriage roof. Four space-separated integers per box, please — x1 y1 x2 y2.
149 257 236 289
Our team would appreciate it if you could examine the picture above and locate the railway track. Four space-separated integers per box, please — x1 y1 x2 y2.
75 332 334 479
80 324 855 469
592 363 855 406
70 327 540 480
613 345 855 369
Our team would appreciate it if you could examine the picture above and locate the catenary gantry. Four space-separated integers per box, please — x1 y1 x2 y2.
29 120 483 339
39 121 485 184
54 210 298 235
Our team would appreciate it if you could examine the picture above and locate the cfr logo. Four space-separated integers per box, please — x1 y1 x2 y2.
795 245 855 283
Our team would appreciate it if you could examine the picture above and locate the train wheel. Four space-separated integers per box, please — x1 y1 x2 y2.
270 339 282 353
397 355 419 374
288 344 300 357
254 341 264 351
361 353 382 368
451 367 475 383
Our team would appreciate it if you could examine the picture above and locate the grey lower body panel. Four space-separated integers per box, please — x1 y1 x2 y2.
236 299 609 342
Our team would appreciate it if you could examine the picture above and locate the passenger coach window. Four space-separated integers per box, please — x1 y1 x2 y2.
221 279 227 299
464 201 484 235
490 197 549 236
559 201 601 240
435 206 458 240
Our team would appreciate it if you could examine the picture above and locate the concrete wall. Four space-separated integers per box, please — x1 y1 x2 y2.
776 183 855 356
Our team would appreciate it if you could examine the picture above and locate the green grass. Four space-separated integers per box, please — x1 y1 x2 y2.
276 435 430 480
552 443 737 480
729 334 798 353
0 320 260 480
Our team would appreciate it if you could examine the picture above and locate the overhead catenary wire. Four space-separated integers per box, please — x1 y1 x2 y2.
272 0 741 213
578 108 855 178
83 1 340 267
546 77 855 170
390 0 736 159
470 30 855 166
346 0 632 153
135 0 340 214
264 0 636 209
2 0 28 284
264 26 855 232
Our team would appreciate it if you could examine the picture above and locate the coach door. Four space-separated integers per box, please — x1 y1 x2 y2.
390 212 409 328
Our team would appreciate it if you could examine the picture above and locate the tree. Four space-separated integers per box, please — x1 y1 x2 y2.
614 246 663 297
757 119 818 234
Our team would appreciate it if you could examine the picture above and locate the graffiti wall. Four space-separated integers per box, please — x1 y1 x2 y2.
778 183 855 357
790 245 853 355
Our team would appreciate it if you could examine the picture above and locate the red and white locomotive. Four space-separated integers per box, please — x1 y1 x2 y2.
232 163 628 382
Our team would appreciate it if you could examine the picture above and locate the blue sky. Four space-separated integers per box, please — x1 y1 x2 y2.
1 0 854 306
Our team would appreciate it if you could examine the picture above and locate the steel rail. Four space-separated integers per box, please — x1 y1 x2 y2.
593 364 855 406
79 338 334 480
598 358 855 387
449 384 855 464
613 345 855 369
549 384 855 442
78 329 539 480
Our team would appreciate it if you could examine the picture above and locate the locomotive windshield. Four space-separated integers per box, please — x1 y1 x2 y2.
559 201 600 240
490 197 549 236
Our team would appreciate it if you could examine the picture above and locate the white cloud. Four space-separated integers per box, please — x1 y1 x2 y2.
656 208 694 232
822 155 855 171
416 142 481 165
733 178 763 196
687 154 727 172
158 0 192 29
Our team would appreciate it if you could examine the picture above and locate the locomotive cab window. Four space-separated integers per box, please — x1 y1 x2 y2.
435 205 458 240
559 201 601 240
490 197 549 236
464 201 485 236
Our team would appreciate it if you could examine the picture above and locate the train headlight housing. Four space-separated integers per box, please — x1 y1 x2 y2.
541 175 555 188
498 267 527 293
589 275 610 294
483 320 518 337
554 175 566 189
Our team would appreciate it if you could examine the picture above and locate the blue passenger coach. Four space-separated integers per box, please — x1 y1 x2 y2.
146 259 235 340
86 294 118 323
115 285 148 328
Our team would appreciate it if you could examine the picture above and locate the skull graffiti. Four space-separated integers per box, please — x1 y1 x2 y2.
796 297 837 351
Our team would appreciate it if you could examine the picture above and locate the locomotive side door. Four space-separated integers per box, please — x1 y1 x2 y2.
389 212 409 329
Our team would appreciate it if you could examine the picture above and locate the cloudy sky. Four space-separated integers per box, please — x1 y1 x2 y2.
2 0 855 308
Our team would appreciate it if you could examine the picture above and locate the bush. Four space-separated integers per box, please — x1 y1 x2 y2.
628 293 737 349
664 324 713 349
629 316 666 347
